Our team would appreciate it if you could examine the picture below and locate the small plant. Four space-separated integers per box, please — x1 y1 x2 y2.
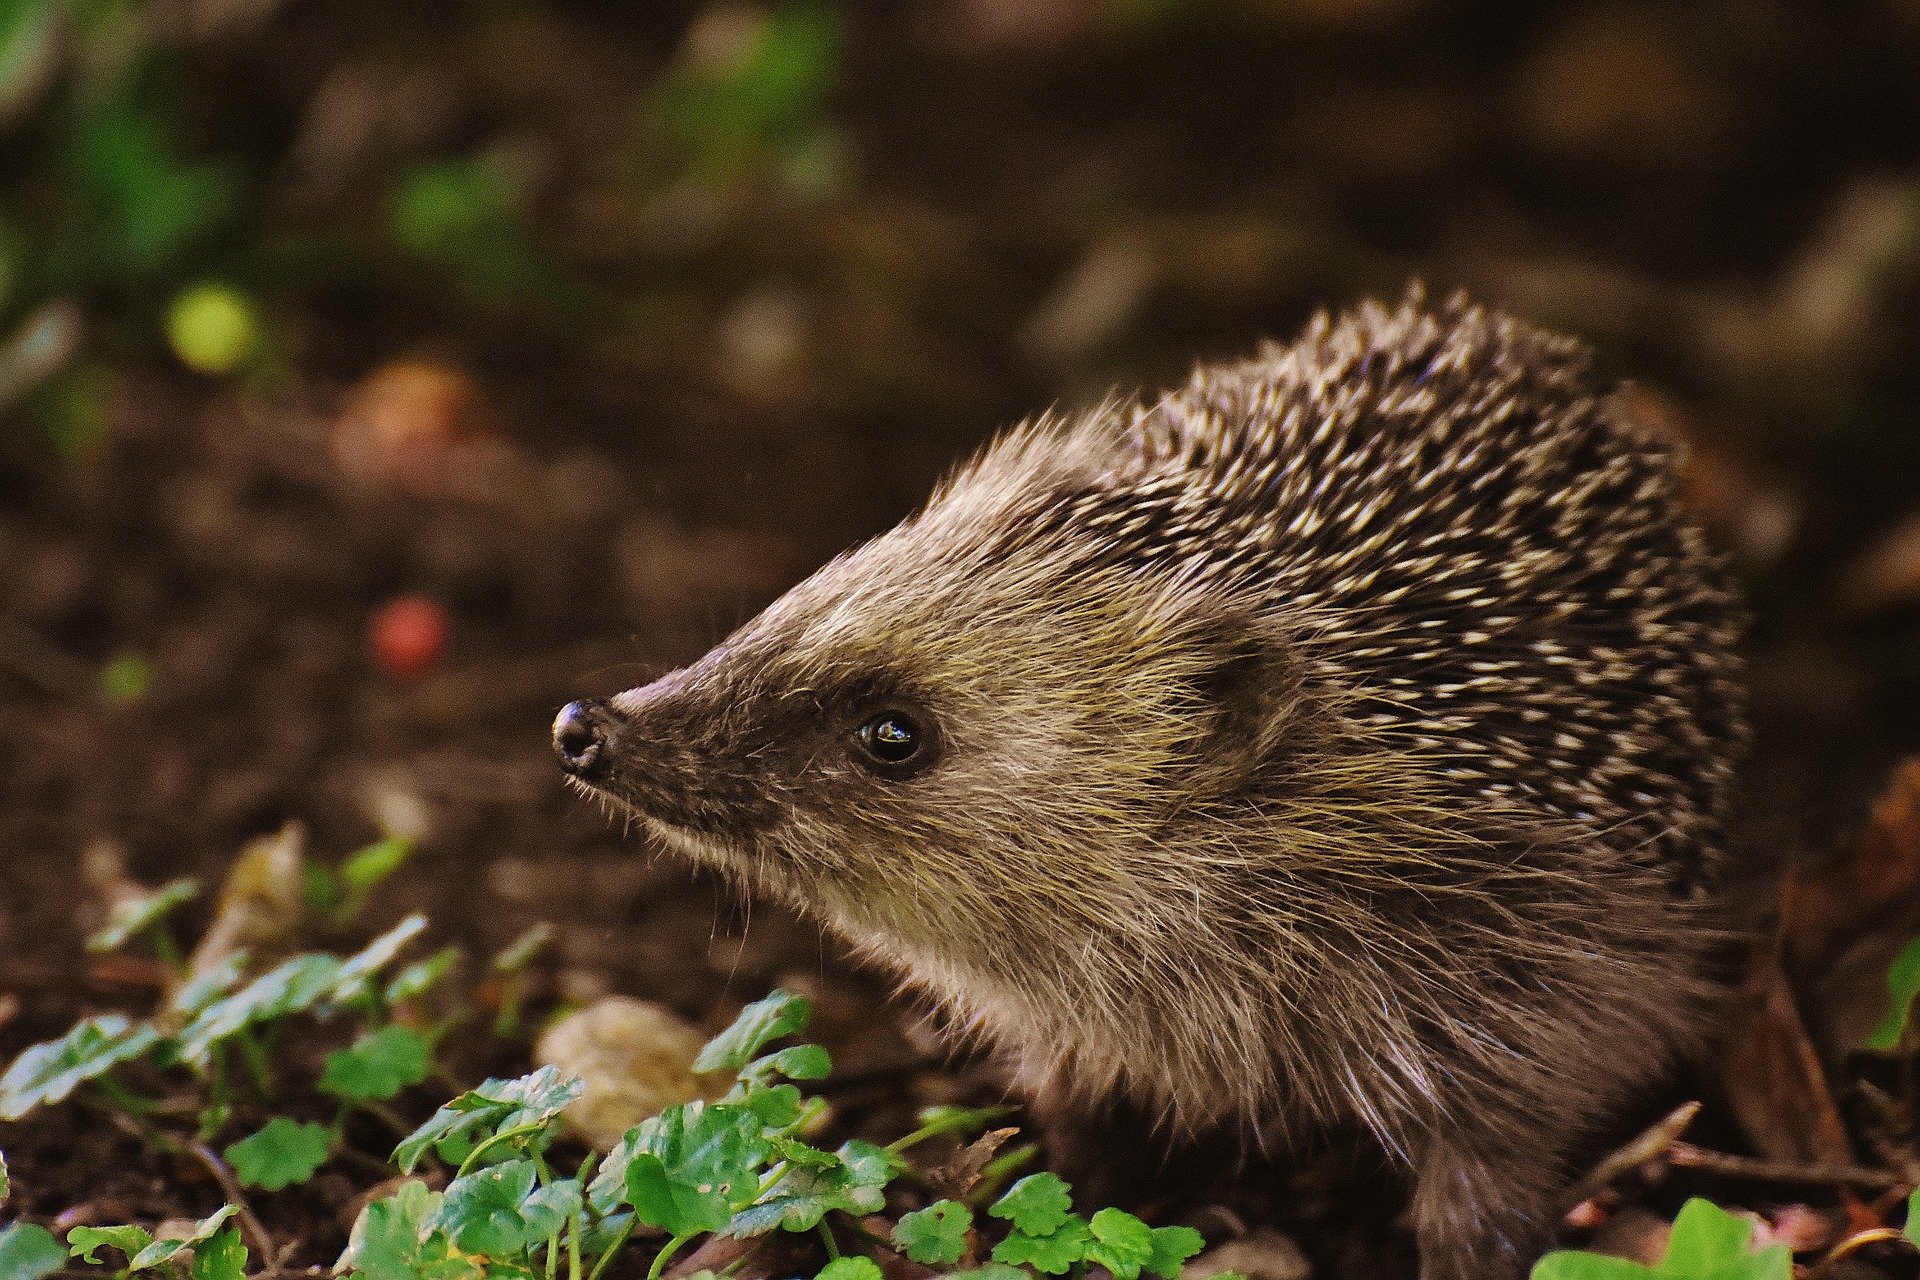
1531 1198 1790 1280
341 990 1207 1280
0 860 1212 1280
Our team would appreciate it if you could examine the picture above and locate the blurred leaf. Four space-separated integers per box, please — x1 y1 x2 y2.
1869 935 1920 1050
0 0 64 126
0 1222 65 1280
165 283 257 376
341 835 414 895
87 876 196 952
0 1013 161 1119
97 650 150 704
321 1025 431 1101
225 1117 330 1191
640 1 841 187
65 96 236 277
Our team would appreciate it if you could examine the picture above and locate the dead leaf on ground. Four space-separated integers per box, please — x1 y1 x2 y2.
1719 950 1853 1166
1779 756 1920 977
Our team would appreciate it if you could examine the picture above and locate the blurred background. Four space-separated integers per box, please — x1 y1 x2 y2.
1 0 1919 1181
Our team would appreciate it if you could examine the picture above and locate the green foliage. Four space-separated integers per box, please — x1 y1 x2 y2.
990 1173 1075 1236
165 285 257 376
1532 1198 1791 1280
392 1065 583 1173
0 1013 161 1119
225 1117 331 1191
87 877 198 954
175 915 426 1062
71 1205 238 1271
0 1221 66 1280
321 1025 432 1101
1906 1185 1920 1246
6 934 1213 1280
1869 935 1920 1050
98 651 153 705
818 1259 883 1280
434 1160 581 1256
694 987 812 1072
638 0 843 190
894 1199 973 1264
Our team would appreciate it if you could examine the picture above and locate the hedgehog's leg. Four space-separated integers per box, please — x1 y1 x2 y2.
1407 1131 1559 1280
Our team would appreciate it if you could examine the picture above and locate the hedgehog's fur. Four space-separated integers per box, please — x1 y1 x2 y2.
559 293 1747 1280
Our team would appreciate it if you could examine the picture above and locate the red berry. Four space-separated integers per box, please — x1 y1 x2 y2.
370 595 448 680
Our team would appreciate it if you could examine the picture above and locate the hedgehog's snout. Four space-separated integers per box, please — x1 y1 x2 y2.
552 698 614 779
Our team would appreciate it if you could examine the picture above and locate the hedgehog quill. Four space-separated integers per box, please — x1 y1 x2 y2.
553 294 1746 1279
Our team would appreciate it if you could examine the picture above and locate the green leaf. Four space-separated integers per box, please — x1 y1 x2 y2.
0 1014 163 1119
1145 1225 1206 1279
943 1266 1029 1280
165 285 257 376
618 1102 770 1237
694 989 812 1074
989 1173 1075 1237
189 1226 248 1280
87 878 198 953
1906 1186 1920 1246
341 1180 485 1280
1656 1199 1754 1274
1086 1208 1156 1280
226 1118 331 1191
1530 1254 1653 1280
168 952 250 1020
902 1104 1012 1146
65 101 237 278
176 954 343 1061
342 836 416 894
385 946 462 1005
393 1066 584 1172
432 1160 580 1257
330 914 430 1001
741 1081 804 1129
1869 936 1920 1050
322 1025 432 1101
749 1043 831 1083
991 1216 1091 1276
816 1259 882 1280
69 1223 155 1265
894 1199 973 1265
730 1139 898 1236
0 1223 66 1280
127 1207 238 1270
97 652 151 704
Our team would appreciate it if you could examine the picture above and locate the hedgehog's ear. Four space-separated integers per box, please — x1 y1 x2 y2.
1184 613 1308 797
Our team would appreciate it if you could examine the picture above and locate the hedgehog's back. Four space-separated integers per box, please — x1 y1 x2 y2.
1132 294 1747 888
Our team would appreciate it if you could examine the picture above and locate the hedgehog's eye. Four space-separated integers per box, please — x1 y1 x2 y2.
854 711 924 772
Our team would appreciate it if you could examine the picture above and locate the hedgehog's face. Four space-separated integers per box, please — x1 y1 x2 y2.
554 463 1306 981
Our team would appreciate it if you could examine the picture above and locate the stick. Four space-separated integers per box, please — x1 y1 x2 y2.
1665 1141 1909 1191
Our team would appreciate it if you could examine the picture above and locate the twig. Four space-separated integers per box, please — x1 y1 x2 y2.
1563 1101 1702 1208
1665 1140 1909 1191
186 1141 285 1274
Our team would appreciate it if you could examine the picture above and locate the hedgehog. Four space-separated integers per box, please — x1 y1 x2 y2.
553 293 1747 1279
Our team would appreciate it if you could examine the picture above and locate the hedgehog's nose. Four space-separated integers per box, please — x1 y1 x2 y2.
553 700 609 778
